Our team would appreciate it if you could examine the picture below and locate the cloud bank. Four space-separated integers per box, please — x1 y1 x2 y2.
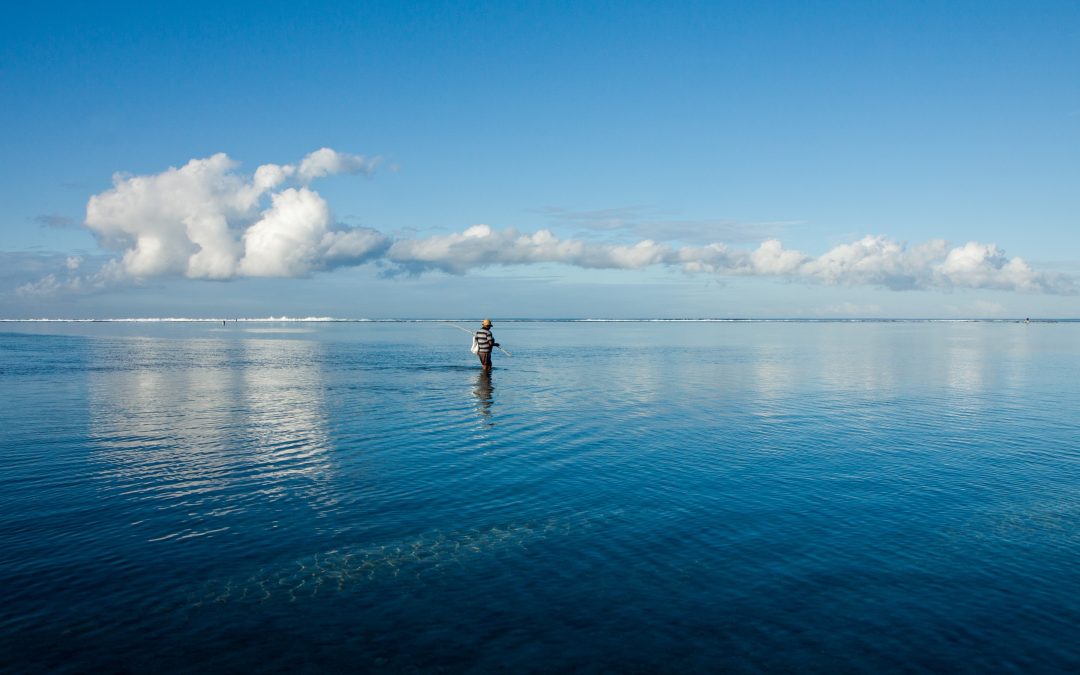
18 149 1072 297
386 226 1072 294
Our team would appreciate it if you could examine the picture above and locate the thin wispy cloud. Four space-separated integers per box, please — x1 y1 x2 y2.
13 150 1074 297
34 214 75 229
946 300 1008 317
817 303 883 317
536 205 655 232
535 205 793 244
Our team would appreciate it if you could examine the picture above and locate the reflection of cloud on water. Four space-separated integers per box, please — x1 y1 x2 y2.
752 354 792 400
945 338 985 396
239 328 315 334
816 331 897 394
240 339 333 475
945 326 1038 396
750 346 795 418
88 336 335 539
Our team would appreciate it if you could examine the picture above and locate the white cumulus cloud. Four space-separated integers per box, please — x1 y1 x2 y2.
386 225 674 273
82 148 385 281
297 147 379 182
934 241 1043 291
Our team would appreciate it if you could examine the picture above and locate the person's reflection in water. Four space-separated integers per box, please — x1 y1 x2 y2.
473 370 494 424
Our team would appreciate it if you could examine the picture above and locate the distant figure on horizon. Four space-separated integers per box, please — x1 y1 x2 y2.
474 319 499 372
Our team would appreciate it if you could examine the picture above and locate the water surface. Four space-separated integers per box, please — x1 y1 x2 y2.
2 321 1079 672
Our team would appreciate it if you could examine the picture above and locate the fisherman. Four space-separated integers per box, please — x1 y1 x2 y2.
474 319 500 371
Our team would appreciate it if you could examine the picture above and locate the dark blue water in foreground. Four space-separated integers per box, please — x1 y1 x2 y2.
2 321 1079 673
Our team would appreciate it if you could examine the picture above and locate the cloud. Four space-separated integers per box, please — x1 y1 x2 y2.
535 205 792 244
1 252 110 298
817 303 884 316
799 236 947 290
16 273 85 296
966 300 1008 317
296 147 379 182
535 205 651 232
934 242 1044 292
386 224 671 274
386 227 1074 294
82 148 384 282
239 187 387 277
12 150 1073 299
34 214 75 229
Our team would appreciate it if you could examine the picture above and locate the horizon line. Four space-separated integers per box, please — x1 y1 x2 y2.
1 317 1074 324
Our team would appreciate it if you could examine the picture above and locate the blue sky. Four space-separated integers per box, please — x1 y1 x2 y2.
2 0 1077 318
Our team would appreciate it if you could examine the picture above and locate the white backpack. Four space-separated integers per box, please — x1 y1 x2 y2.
470 334 479 355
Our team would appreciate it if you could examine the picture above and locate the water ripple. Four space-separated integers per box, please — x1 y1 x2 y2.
2 322 1080 672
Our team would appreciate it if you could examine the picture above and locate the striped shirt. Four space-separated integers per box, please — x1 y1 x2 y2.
474 328 494 353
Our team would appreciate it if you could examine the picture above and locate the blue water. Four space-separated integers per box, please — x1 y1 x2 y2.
2 320 1079 672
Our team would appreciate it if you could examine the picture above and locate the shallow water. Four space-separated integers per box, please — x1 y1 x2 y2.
2 321 1079 672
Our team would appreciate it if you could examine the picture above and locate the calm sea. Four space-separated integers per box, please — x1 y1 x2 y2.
2 320 1079 673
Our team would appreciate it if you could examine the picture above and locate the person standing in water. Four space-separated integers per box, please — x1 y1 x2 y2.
474 319 499 371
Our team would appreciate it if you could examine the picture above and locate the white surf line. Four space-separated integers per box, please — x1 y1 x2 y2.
447 322 513 356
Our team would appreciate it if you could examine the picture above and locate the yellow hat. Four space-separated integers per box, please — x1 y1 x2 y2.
482 319 492 327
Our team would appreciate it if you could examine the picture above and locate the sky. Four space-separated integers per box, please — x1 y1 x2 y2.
1 0 1078 319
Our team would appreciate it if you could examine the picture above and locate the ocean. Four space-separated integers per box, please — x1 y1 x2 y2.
2 320 1079 672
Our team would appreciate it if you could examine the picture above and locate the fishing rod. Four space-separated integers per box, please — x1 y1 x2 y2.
447 323 513 357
